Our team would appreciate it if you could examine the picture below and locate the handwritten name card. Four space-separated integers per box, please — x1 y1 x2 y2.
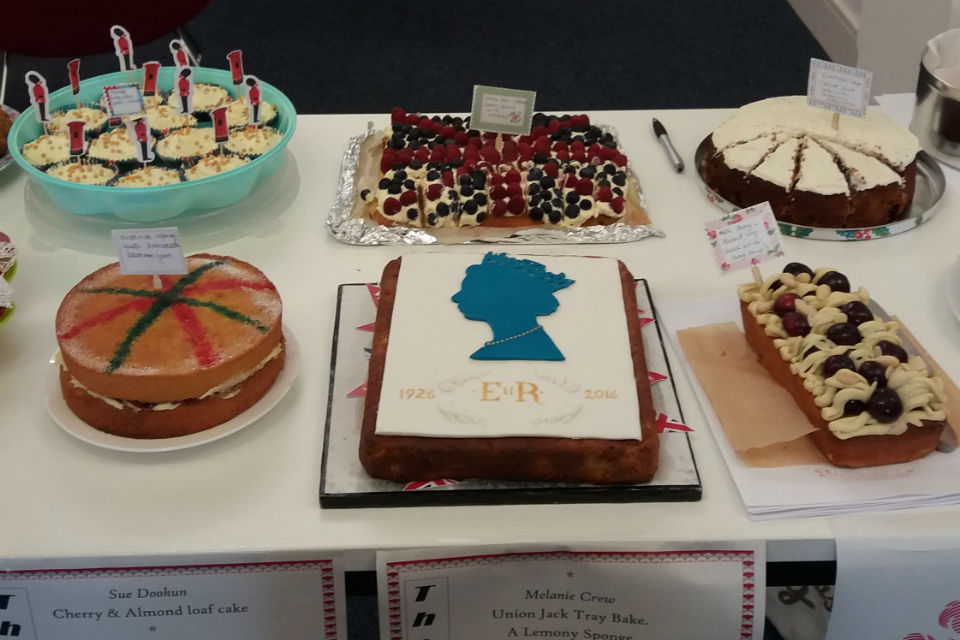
808 58 873 118
470 85 536 135
704 202 785 273
111 227 187 275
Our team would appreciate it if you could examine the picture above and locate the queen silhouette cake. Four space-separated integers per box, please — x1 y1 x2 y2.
358 252 659 484
453 252 574 361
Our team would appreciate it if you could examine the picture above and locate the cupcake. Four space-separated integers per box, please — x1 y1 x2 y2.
0 231 13 325
46 161 117 185
48 106 108 137
166 83 229 119
0 109 12 156
224 126 283 159
223 96 277 129
21 133 71 169
155 127 217 167
113 166 182 187
87 128 140 172
0 231 16 278
183 153 250 180
144 104 197 135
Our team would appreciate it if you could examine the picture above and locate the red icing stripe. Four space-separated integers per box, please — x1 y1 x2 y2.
58 298 153 340
171 303 219 368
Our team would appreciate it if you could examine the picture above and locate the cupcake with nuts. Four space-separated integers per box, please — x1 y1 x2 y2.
21 133 71 169
224 126 284 160
183 153 250 181
155 127 217 168
113 165 183 187
87 128 141 172
46 161 117 185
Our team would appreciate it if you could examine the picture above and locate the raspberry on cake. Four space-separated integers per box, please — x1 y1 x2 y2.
55 254 285 439
360 109 645 230
738 262 948 466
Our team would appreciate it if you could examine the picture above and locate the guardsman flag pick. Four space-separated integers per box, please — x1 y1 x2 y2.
142 61 161 97
127 117 155 164
169 39 190 68
226 50 244 86
110 25 135 72
67 58 81 108
67 120 86 157
175 66 194 115
24 71 50 124
244 75 262 126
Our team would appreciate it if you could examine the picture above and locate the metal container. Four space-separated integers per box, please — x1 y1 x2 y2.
911 29 960 168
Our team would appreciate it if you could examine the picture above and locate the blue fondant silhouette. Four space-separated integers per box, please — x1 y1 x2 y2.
452 253 574 361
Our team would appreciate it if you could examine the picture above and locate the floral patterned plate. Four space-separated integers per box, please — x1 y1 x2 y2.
695 136 946 241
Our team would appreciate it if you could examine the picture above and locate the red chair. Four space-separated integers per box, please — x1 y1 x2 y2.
0 0 210 103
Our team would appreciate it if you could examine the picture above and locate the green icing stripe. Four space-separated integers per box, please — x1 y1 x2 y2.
103 260 227 373
80 286 162 298
106 299 170 373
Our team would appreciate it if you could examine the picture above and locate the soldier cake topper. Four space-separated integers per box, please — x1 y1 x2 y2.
67 58 82 108
244 75 262 126
110 25 135 72
24 71 50 124
175 66 194 115
452 252 574 361
127 117 154 164
169 39 190 68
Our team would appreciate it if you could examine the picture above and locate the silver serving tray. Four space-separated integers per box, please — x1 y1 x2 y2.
326 122 664 245
694 135 946 241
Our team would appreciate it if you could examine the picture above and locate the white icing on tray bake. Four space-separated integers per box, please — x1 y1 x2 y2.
375 253 642 440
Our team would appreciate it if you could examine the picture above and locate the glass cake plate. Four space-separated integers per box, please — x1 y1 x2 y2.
319 280 701 508
46 327 299 453
694 135 947 241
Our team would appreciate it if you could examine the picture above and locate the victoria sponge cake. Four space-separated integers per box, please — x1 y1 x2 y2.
55 253 284 438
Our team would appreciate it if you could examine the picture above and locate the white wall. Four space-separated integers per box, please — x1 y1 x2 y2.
789 0 955 94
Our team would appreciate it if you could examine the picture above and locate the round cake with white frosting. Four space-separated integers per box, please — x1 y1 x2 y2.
703 96 921 228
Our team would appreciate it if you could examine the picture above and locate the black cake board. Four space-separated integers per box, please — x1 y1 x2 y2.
319 279 701 508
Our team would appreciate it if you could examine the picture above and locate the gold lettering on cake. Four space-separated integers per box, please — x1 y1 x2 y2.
480 381 544 403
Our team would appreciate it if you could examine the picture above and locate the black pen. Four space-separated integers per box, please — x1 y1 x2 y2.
652 118 684 172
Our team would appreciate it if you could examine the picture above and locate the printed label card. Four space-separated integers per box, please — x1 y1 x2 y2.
470 85 536 135
111 227 187 276
827 534 960 640
378 544 764 640
807 58 873 118
0 558 345 639
704 201 785 273
103 84 146 118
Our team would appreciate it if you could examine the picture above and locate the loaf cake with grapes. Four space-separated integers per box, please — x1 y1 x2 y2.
704 96 920 229
357 109 645 229
738 262 947 467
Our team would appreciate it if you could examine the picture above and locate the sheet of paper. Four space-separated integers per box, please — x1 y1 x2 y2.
112 227 187 275
378 544 764 640
659 296 960 519
703 202 785 273
0 559 345 639
827 534 960 640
